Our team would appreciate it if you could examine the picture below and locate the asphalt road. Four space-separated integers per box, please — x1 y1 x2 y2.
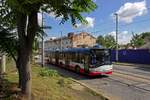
46 64 150 100
114 64 150 78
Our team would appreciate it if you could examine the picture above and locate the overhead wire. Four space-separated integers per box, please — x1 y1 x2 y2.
62 7 150 36
88 16 150 36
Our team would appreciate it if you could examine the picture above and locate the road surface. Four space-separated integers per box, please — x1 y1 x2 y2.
46 64 150 100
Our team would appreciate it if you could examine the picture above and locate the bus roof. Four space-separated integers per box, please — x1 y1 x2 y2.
45 46 108 53
62 47 108 53
62 48 91 53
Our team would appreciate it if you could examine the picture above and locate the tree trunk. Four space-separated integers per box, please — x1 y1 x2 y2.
16 56 22 88
16 9 38 99
16 12 27 91
18 49 32 99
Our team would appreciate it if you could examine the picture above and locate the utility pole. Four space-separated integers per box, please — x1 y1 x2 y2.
60 31 63 51
114 13 119 62
41 12 45 67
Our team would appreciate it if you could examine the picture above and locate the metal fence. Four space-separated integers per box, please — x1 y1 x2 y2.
111 49 150 64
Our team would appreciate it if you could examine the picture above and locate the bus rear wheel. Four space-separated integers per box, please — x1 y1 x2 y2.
75 66 80 73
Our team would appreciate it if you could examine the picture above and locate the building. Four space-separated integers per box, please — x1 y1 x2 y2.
42 32 96 51
70 32 96 48
44 36 71 50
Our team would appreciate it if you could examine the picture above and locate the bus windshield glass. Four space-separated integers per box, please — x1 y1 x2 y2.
90 49 111 66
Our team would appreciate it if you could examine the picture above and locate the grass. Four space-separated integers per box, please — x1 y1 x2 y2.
0 59 107 100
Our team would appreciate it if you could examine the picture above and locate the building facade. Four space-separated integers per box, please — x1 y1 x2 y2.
43 32 96 50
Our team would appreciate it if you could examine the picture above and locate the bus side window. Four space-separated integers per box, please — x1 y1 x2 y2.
77 53 80 63
84 55 89 64
71 53 75 62
91 55 96 64
74 52 79 63
80 53 85 64
68 53 72 62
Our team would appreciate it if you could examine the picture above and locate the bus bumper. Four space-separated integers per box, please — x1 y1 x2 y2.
88 71 112 76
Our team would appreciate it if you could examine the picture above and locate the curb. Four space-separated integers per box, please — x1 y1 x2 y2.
69 78 109 100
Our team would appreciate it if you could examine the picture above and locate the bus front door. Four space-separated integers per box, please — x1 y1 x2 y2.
84 55 89 73
55 51 59 64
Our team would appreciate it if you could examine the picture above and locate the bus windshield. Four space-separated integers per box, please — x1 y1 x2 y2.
90 49 111 66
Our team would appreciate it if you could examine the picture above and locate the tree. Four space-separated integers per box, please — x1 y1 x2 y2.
130 34 145 48
104 35 116 49
130 32 150 48
0 0 96 98
141 32 150 42
96 35 105 46
96 35 116 49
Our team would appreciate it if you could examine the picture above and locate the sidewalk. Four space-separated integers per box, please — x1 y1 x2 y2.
113 62 150 67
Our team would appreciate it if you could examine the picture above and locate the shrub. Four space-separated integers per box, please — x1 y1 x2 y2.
39 67 59 77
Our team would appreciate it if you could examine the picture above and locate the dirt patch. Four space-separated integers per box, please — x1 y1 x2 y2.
0 78 21 100
71 83 85 91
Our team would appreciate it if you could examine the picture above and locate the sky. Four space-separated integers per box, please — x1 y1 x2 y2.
38 0 150 45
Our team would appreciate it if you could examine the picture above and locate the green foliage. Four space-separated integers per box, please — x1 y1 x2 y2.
96 35 116 49
130 34 144 48
57 78 73 87
0 0 97 57
104 35 116 48
140 32 150 42
39 67 59 77
40 0 97 25
3 0 97 26
130 32 150 48
0 27 18 61
0 0 97 94
96 35 105 46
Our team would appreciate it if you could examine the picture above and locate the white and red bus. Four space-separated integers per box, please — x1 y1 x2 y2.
46 48 113 76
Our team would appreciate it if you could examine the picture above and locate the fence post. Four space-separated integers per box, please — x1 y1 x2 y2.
0 55 6 78
0 55 2 78
2 55 6 73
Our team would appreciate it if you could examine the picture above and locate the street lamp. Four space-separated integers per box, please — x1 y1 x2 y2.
114 13 119 62
60 31 62 51
41 12 44 67
41 12 51 67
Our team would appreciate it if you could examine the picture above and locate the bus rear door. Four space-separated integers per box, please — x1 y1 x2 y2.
84 54 90 73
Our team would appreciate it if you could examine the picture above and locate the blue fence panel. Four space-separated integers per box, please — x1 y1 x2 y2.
111 49 150 64
111 50 116 61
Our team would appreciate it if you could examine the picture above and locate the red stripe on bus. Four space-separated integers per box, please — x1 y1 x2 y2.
68 64 75 70
48 61 112 76
80 68 84 73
